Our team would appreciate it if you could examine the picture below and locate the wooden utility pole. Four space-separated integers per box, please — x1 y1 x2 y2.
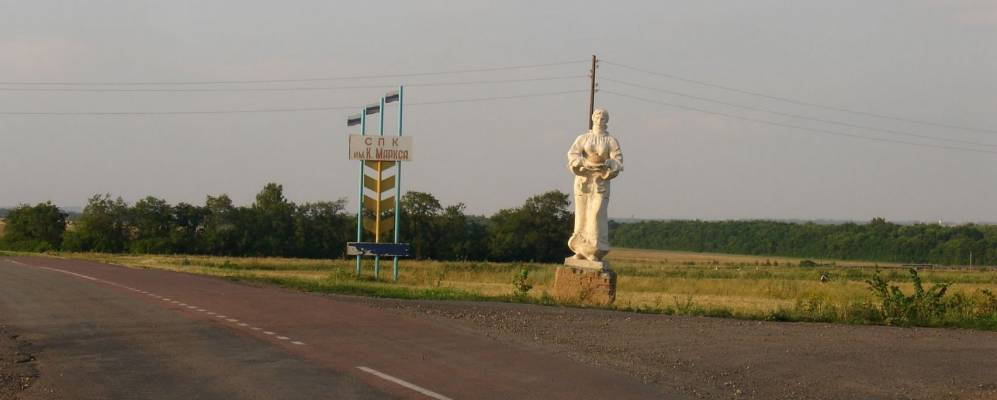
588 54 597 129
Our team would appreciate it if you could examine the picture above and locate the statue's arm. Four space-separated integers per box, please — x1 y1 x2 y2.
567 135 586 174
603 137 624 179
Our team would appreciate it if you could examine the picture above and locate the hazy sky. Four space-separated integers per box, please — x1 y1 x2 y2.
2 1 995 222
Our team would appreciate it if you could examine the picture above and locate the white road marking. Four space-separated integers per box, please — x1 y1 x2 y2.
33 265 99 281
356 367 453 400
11 261 309 347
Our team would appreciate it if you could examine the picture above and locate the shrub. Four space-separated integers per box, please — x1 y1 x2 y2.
866 268 950 326
511 266 532 296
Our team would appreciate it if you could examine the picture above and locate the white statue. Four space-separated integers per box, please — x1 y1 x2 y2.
567 108 623 264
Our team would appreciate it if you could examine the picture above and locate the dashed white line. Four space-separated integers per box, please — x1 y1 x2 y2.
356 367 453 400
12 261 309 347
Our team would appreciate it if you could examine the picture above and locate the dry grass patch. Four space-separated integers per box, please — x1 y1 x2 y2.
41 249 997 329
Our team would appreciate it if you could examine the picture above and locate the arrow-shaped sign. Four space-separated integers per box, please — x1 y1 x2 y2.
363 196 395 214
364 175 396 193
363 218 395 236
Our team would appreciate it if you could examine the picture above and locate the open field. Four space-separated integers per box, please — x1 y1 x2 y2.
22 247 995 330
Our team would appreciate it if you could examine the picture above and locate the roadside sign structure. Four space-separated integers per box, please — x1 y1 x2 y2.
346 87 411 281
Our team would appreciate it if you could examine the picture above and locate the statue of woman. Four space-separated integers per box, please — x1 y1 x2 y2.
567 108 623 263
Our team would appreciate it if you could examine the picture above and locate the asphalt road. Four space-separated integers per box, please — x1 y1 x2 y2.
0 257 669 400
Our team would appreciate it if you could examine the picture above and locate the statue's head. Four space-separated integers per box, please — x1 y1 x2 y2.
592 108 609 130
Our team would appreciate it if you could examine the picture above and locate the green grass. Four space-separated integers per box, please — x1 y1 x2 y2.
12 249 997 330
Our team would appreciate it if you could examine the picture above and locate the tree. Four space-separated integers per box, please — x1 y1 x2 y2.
0 202 67 251
171 202 206 254
62 195 129 252
129 196 175 253
202 194 240 255
488 190 573 262
251 183 295 256
292 200 350 258
435 203 488 261
400 191 443 259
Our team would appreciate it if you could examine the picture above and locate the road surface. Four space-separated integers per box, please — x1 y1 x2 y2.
0 256 669 400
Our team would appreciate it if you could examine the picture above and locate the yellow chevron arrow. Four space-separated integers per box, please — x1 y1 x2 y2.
363 195 395 214
363 175 396 192
364 160 396 170
363 218 395 237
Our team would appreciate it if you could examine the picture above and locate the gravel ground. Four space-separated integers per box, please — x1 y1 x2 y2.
349 296 997 400
0 326 37 400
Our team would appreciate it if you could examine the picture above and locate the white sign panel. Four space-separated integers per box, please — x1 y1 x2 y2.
349 135 413 161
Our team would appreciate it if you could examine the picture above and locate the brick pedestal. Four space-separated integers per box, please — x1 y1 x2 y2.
552 262 617 306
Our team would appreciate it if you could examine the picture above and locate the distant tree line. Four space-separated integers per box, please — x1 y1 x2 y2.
610 218 997 266
0 183 573 262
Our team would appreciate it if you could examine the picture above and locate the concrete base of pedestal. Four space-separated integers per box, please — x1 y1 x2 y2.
552 264 617 306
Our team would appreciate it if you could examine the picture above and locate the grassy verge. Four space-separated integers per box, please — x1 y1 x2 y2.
8 249 997 330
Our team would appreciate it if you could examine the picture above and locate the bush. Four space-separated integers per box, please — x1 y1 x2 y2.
511 266 532 296
866 268 949 326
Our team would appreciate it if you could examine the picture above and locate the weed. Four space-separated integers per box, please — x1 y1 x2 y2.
673 295 698 316
511 266 533 297
866 268 950 326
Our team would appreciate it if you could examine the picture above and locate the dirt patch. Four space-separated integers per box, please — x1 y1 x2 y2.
0 326 37 400
349 296 997 400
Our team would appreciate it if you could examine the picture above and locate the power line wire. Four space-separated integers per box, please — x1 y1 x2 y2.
602 90 997 156
0 75 585 93
602 77 997 148
407 90 586 107
603 60 997 135
0 90 586 116
0 60 588 86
